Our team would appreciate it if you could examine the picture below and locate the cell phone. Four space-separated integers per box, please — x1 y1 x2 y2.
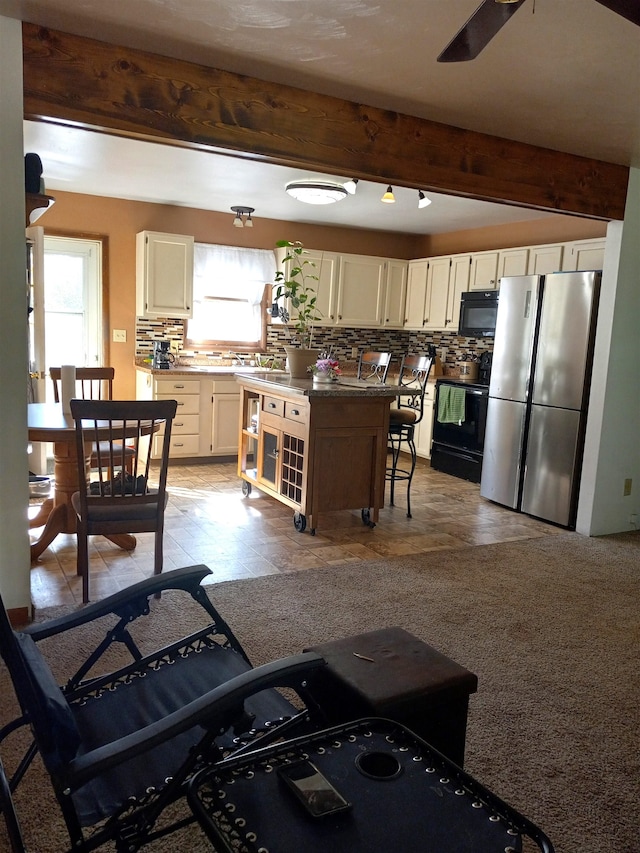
277 759 352 818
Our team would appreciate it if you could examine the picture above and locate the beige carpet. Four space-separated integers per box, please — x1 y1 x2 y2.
2 530 639 852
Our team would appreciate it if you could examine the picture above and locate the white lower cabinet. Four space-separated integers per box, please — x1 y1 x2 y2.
210 379 240 455
136 370 239 459
414 382 436 459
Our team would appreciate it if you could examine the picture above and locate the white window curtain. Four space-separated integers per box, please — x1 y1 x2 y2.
193 243 274 305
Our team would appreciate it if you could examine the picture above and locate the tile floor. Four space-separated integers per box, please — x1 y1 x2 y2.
29 458 559 608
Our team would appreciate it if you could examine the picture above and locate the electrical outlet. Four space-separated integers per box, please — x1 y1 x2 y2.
351 346 358 359
623 478 632 496
112 329 127 343
630 514 638 528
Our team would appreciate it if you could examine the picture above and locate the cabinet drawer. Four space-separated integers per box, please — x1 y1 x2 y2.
152 433 200 457
155 378 200 395
158 393 200 415
262 396 285 417
172 413 200 434
284 401 308 425
424 383 436 402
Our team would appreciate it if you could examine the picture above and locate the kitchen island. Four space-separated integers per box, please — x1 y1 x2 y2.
236 373 406 534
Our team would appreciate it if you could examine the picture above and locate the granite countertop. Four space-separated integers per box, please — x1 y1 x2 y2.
235 372 416 398
135 362 283 377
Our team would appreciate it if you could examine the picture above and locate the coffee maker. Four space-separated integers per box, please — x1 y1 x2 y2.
152 340 175 369
478 351 493 386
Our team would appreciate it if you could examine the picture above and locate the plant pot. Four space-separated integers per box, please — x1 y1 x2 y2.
284 346 320 379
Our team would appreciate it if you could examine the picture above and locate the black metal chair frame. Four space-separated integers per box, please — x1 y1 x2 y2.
0 565 327 853
386 353 434 518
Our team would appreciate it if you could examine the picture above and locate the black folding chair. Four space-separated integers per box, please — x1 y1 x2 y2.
0 565 326 852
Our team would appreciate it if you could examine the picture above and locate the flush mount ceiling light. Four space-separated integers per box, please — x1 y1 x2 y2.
285 181 349 205
231 206 254 227
417 190 432 209
381 186 396 204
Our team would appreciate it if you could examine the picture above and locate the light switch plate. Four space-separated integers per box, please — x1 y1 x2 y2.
113 329 127 342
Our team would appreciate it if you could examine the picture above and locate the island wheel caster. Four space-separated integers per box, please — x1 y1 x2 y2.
241 481 252 497
361 508 376 529
293 512 307 533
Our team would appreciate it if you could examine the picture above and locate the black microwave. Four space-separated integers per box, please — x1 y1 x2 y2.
458 290 498 338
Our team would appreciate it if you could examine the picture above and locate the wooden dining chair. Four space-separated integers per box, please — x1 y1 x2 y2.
70 398 178 603
387 352 434 518
50 366 136 477
357 351 392 383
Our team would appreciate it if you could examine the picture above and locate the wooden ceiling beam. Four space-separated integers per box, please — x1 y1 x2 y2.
22 23 628 221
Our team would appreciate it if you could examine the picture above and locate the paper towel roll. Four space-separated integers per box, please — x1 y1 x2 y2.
60 365 76 414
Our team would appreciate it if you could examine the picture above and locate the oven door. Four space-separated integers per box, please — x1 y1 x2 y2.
433 382 488 454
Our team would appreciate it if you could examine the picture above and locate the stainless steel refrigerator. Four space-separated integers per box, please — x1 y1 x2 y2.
480 271 601 527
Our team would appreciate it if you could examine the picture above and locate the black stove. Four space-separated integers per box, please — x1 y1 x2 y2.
430 379 489 484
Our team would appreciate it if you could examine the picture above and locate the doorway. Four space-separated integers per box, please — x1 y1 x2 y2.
27 233 104 474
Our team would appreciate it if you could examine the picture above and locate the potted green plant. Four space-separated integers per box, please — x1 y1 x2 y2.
273 240 323 378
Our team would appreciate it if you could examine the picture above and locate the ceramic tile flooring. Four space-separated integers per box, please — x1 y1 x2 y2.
29 458 559 608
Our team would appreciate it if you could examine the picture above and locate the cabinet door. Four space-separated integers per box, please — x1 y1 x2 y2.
469 251 499 290
424 257 450 329
527 243 564 275
383 260 408 327
498 247 529 280
296 249 339 324
562 239 605 271
136 231 194 318
258 424 280 489
445 254 471 329
405 260 429 328
336 255 385 326
211 393 240 454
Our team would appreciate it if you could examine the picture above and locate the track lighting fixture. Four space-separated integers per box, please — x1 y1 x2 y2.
343 178 359 195
230 206 255 228
417 190 432 209
381 186 395 204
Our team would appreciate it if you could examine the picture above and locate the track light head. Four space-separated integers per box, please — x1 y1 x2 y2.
418 190 432 209
381 186 395 204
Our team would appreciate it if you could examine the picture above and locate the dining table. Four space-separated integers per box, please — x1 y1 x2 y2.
27 403 157 562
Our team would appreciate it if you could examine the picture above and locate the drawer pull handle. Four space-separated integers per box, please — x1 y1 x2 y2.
175 422 184 427
291 409 300 416
174 384 185 389
268 402 276 409
177 401 184 406
174 442 184 447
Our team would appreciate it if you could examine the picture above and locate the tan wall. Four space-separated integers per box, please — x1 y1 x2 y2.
41 190 607 397
417 215 607 257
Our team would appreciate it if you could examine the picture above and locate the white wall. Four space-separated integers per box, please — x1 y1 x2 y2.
0 16 31 610
577 169 640 535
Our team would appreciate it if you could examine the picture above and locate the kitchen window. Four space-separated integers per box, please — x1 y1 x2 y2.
185 243 275 351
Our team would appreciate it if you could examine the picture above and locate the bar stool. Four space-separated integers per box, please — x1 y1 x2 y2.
387 352 434 517
357 351 392 383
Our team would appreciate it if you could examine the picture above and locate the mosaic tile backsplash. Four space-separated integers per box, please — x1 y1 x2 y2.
136 317 492 372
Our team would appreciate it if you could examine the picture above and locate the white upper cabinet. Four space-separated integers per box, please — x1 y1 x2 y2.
498 247 529 280
469 250 499 290
562 238 606 271
424 256 451 329
526 243 564 275
136 231 194 318
445 254 471 329
300 249 339 325
335 254 386 326
383 260 408 327
405 260 430 329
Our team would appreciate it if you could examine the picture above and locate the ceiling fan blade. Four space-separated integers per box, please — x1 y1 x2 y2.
594 0 640 26
437 0 528 63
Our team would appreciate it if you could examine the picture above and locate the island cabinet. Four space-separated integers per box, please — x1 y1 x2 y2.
236 374 398 534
